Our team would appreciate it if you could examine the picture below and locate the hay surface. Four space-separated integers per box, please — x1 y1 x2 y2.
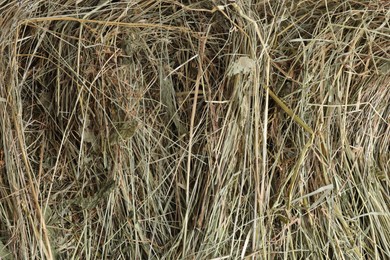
0 0 389 259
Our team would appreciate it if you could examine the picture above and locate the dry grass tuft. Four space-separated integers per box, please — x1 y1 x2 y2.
0 0 389 259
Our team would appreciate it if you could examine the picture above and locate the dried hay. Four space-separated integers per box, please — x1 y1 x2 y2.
0 0 389 259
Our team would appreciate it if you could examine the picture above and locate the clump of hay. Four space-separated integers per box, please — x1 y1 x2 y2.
0 0 389 259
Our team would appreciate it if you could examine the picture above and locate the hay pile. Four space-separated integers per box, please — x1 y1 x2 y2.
0 0 389 259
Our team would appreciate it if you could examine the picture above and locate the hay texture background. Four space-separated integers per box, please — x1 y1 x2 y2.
0 0 389 259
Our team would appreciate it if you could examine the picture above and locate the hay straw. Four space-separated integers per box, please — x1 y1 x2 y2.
0 0 389 259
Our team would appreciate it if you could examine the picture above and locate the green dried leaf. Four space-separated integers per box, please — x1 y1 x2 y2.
109 119 138 145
